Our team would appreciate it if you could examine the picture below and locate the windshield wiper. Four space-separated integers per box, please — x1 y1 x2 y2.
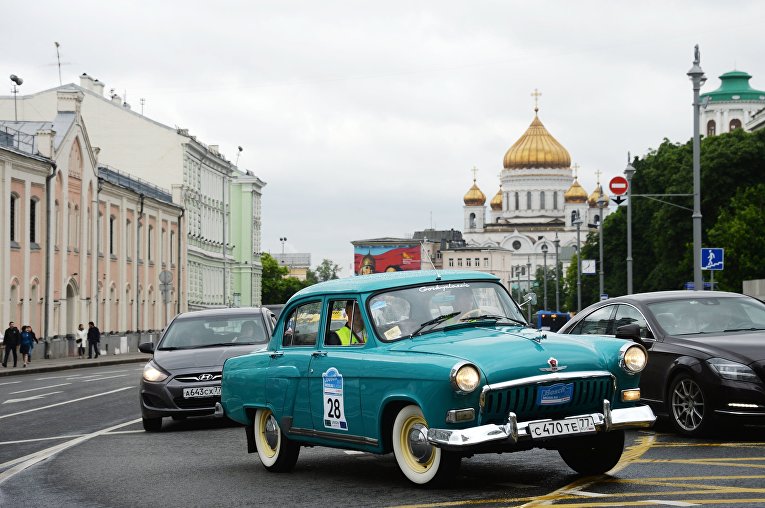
724 327 765 332
188 342 236 349
459 314 527 326
408 312 460 337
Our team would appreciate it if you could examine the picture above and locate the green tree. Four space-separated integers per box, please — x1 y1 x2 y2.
261 253 312 303
315 259 341 281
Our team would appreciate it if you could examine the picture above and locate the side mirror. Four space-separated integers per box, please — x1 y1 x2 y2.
521 292 537 306
138 342 155 354
615 323 647 347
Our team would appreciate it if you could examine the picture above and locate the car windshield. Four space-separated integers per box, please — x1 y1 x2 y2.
158 314 269 349
647 296 765 335
368 280 525 341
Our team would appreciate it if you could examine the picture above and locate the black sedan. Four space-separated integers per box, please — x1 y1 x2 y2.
138 307 275 432
558 291 765 436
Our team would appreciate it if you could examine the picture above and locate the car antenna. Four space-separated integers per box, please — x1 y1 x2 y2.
421 239 441 280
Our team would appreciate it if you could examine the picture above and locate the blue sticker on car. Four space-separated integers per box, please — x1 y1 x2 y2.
537 383 573 405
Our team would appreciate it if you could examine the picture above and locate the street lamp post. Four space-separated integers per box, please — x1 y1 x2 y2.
597 195 607 297
553 233 560 311
624 158 636 294
688 44 706 291
573 211 584 312
526 256 532 322
279 237 287 256
541 243 549 310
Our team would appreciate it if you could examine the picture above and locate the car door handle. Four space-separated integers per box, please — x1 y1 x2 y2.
270 351 284 358
312 351 327 357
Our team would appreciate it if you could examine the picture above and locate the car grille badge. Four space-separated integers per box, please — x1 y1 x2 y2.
539 356 567 373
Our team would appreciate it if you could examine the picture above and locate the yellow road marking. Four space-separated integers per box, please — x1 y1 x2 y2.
650 442 765 448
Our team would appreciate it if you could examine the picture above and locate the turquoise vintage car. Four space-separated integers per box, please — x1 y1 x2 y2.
220 270 656 485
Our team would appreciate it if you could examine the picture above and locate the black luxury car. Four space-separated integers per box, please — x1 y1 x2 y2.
138 307 275 432
559 290 765 436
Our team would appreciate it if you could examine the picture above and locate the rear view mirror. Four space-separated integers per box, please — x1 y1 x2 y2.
615 324 647 347
138 342 155 354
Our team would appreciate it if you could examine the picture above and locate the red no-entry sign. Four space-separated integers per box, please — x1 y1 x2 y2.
609 176 629 196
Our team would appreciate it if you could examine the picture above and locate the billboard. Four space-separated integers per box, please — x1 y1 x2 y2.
354 245 421 275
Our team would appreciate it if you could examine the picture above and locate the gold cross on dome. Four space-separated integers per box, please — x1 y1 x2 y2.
572 163 580 179
595 169 602 184
531 88 542 112
471 165 479 181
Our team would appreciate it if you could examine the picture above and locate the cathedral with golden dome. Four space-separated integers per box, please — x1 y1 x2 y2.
462 98 611 285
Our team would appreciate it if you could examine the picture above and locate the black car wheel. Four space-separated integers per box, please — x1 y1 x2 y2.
558 430 625 475
143 417 162 432
253 408 300 472
669 374 711 436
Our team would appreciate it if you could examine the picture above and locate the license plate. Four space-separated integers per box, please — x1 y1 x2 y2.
183 386 221 398
527 416 596 439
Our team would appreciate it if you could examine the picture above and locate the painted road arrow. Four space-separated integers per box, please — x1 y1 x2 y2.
3 392 63 404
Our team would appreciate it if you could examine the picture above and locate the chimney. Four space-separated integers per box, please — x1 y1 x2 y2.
35 128 56 158
57 89 85 115
79 73 95 91
93 79 105 96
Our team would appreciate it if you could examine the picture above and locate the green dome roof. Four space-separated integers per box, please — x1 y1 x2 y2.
700 70 765 103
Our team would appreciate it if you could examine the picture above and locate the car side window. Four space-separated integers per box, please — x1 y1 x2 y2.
282 301 322 347
570 306 615 335
613 304 651 338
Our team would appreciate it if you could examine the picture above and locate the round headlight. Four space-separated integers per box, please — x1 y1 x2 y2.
621 344 647 374
143 361 169 382
451 363 480 393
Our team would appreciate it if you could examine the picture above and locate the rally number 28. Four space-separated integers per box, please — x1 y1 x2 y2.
326 397 341 419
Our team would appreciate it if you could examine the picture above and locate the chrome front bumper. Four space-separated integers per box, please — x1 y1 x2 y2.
427 400 656 448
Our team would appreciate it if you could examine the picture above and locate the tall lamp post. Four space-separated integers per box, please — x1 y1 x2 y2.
553 233 560 311
597 195 607 297
573 210 584 312
526 256 532 322
688 45 706 291
279 237 287 256
624 158 636 294
541 243 549 310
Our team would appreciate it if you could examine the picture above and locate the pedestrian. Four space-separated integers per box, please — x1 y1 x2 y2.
2 321 21 368
26 325 38 364
20 326 35 367
76 323 88 359
87 321 101 359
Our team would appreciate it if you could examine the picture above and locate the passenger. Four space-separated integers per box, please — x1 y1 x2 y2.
238 320 262 342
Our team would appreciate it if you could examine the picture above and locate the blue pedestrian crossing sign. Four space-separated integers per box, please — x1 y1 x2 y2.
701 248 724 271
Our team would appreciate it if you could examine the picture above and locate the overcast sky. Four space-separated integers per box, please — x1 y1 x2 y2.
4 1 764 275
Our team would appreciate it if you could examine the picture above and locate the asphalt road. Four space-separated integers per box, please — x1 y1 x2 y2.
1 366 764 507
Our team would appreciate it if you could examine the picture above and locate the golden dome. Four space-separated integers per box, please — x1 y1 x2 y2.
588 183 609 207
490 186 503 211
503 114 572 169
564 178 588 203
463 179 486 206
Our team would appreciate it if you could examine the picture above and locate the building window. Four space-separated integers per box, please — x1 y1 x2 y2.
730 118 742 131
526 191 532 209
571 210 578 225
707 120 716 136
29 198 37 243
109 215 115 255
448 258 454 267
148 225 154 261
170 231 174 262
469 212 476 229
512 240 521 250
514 192 519 210
466 258 472 267
126 219 132 258
457 258 463 267
474 257 480 267
553 191 558 210
540 191 546 209
10 194 18 242
484 257 489 266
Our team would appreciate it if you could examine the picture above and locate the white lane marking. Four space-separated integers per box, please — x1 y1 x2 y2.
344 450 365 455
0 386 132 420
81 374 129 382
0 417 141 484
9 383 71 394
105 430 144 435
0 381 23 386
3 392 63 404
565 490 609 497
645 502 699 507
0 434 86 445
78 369 132 377
36 375 83 380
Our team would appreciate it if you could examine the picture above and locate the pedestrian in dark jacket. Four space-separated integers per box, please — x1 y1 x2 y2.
3 321 21 368
20 326 35 367
87 321 101 359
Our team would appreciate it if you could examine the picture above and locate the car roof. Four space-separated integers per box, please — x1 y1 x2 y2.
173 307 266 320
607 290 746 304
292 270 500 298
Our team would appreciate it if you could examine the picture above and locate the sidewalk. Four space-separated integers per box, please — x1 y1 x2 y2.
0 351 149 377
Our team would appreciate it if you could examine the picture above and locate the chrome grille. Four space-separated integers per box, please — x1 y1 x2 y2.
482 376 614 423
174 373 222 383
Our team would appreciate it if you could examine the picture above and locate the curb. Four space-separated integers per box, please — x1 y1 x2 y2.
0 356 148 377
